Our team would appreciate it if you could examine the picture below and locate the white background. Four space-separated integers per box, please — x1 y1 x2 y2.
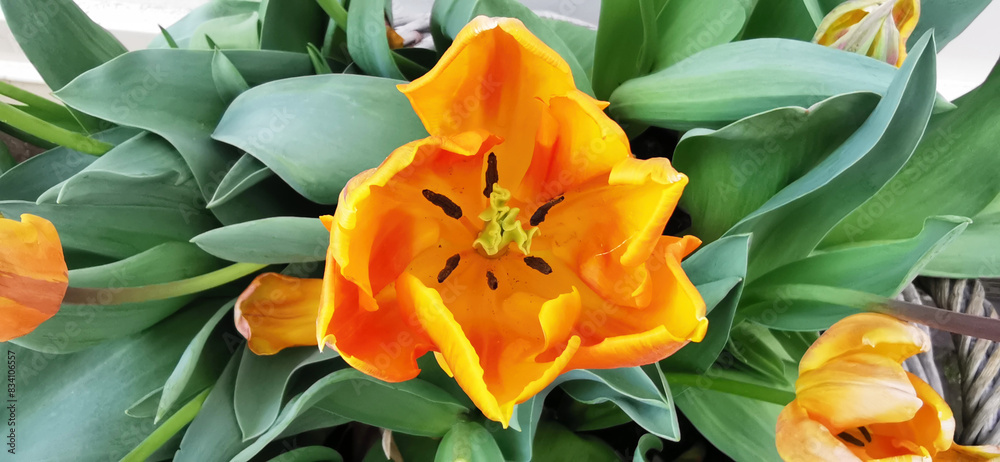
1 0 998 100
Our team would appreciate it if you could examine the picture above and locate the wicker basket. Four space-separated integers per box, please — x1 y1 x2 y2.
902 278 1000 446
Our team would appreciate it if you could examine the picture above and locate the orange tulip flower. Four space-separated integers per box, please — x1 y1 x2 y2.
0 214 68 342
776 313 1000 461
813 0 920 67
236 16 708 425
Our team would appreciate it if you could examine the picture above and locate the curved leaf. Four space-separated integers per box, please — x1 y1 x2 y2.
825 57 1000 246
259 0 329 52
662 234 751 373
435 422 505 462
725 33 938 280
0 127 136 201
234 346 340 440
609 38 898 130
213 74 427 203
0 0 126 91
156 300 235 422
652 0 749 70
8 303 218 461
632 433 663 462
743 216 970 330
674 92 879 242
592 0 658 100
192 216 330 264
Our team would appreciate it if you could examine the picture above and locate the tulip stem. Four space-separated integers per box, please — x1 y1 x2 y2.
664 373 796 405
750 284 1000 342
120 387 212 462
0 101 112 155
63 262 267 306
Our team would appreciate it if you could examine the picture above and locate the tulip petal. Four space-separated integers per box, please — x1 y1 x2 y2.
235 273 322 355
799 313 930 374
395 244 585 425
515 91 629 205
318 256 435 383
568 235 708 370
777 400 864 462
796 353 923 429
330 132 499 298
399 16 581 190
537 157 689 308
866 373 956 457
0 214 68 342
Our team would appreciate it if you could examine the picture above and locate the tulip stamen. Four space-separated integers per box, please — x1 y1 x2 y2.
438 254 461 283
530 196 564 226
837 431 866 447
423 189 463 219
486 271 498 290
483 152 499 197
859 426 872 443
474 183 538 257
524 256 553 275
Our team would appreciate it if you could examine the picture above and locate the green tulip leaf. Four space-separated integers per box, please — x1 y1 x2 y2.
924 192 1000 277
824 57 1000 250
177 349 349 462
213 74 428 204
55 49 317 215
672 368 785 461
662 234 751 373
674 92 879 243
0 200 218 261
530 421 618 462
743 216 970 330
229 368 469 462
259 0 329 53
742 0 819 41
0 127 137 201
191 216 330 264
724 33 938 280
0 0 126 91
156 300 235 423
435 422 505 462
543 19 597 75
7 303 219 461
609 38 899 130
268 446 344 462
592 0 658 100
150 1 262 49
209 153 276 208
633 433 663 462
234 346 340 440
652 0 749 71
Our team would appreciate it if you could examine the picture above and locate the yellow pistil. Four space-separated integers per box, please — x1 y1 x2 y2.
473 183 538 256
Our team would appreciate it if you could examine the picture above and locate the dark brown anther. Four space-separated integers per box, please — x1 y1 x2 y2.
837 432 865 447
483 152 498 197
529 196 564 226
423 189 463 219
523 256 552 275
858 427 872 443
437 254 461 283
486 271 498 290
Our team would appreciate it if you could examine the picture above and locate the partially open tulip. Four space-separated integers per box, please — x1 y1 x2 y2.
0 214 68 342
813 0 920 67
776 313 1000 461
236 16 708 426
